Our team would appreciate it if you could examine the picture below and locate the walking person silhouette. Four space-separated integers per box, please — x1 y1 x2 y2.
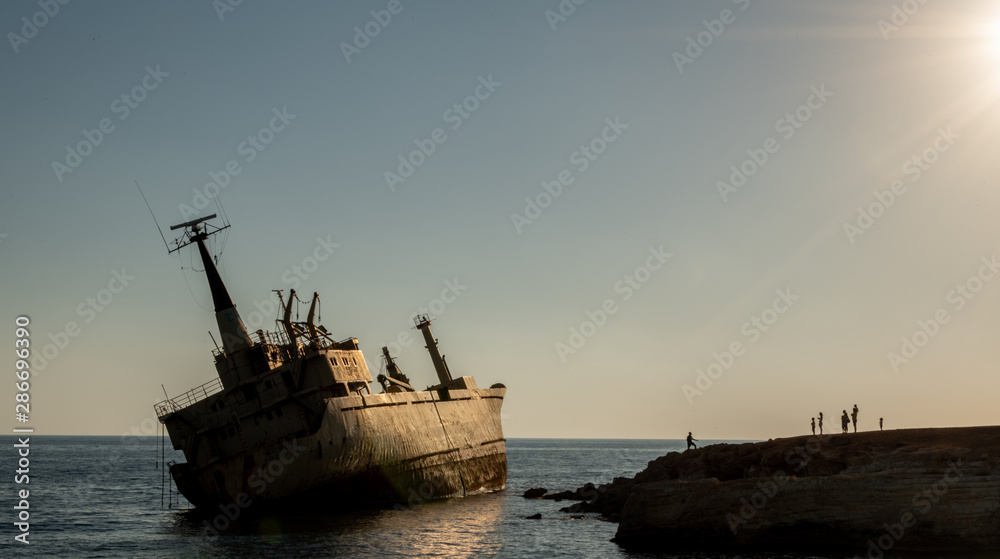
841 410 849 434
686 432 698 450
811 417 816 435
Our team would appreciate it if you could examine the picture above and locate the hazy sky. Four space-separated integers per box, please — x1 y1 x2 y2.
2 0 1000 440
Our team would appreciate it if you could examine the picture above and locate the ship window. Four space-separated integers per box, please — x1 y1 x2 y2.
275 408 283 417
266 411 273 420
329 358 338 368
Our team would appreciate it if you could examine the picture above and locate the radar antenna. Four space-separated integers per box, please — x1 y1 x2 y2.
166 214 249 353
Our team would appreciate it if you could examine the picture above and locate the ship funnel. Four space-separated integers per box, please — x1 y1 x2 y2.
168 215 252 354
414 314 452 385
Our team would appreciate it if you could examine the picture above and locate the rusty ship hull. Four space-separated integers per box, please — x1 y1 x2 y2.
167 383 506 509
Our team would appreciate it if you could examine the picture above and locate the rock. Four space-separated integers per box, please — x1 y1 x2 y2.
522 487 546 499
541 490 577 501
605 427 1000 552
559 502 586 513
524 513 542 520
542 483 602 502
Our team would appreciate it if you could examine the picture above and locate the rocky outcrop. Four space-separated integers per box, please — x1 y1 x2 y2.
566 427 1000 552
522 484 598 502
522 488 547 499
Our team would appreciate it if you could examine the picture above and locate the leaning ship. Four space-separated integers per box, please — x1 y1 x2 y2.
154 215 506 508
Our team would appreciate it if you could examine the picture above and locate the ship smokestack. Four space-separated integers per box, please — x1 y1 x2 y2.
415 314 452 385
193 230 252 353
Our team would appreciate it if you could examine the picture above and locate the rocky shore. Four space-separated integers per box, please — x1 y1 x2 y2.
536 427 1000 553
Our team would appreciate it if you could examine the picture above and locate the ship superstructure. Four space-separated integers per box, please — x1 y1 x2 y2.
154 216 506 508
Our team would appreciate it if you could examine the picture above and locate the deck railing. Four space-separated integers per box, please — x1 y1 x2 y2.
155 376 224 419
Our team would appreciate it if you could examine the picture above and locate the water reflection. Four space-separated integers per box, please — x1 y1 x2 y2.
170 491 505 558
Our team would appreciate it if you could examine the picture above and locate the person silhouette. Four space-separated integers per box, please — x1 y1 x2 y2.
811 417 816 435
686 432 698 450
818 412 824 435
851 404 859 433
880 417 883 431
841 410 849 434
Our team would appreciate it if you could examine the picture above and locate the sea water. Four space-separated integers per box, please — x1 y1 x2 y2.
0 436 969 558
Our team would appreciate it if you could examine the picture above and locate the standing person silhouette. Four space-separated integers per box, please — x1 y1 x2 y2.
851 404 859 433
818 412 824 435
880 417 884 431
686 432 698 450
811 417 816 435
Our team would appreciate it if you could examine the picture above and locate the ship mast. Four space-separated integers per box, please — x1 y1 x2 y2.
415 314 453 385
168 214 252 354
305 292 321 346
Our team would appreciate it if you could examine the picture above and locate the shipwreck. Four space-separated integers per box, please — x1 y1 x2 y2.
153 215 506 509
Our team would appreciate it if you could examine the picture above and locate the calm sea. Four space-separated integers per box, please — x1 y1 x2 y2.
0 436 966 558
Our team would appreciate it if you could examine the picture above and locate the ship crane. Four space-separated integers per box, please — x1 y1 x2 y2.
377 346 414 393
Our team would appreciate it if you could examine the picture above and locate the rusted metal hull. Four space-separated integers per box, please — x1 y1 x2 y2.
170 386 506 509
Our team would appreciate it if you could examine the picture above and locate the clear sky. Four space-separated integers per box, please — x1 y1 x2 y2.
2 0 1000 439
